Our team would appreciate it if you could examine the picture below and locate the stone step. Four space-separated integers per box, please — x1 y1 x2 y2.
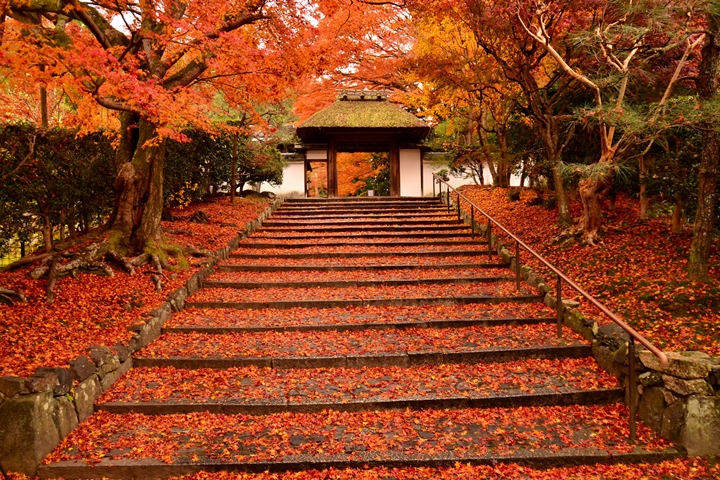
236 239 483 249
39 405 678 478
97 358 622 415
284 197 440 204
186 295 542 310
259 224 471 233
228 249 487 260
218 262 505 272
209 266 510 284
163 316 557 334
262 219 462 227
276 207 453 215
221 254 501 267
248 231 477 239
165 303 557 331
271 212 457 220
133 323 588 369
202 277 514 290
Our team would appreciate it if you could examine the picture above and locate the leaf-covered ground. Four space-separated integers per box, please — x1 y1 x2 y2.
0 197 269 377
99 358 618 405
138 324 582 359
459 186 720 356
166 303 555 329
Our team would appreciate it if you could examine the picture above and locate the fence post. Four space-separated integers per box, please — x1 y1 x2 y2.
556 275 563 338
628 337 637 443
487 221 492 260
515 241 521 291
471 205 475 239
457 196 461 223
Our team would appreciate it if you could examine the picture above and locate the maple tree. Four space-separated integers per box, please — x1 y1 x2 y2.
405 16 521 187
406 0 587 226
1 0 402 278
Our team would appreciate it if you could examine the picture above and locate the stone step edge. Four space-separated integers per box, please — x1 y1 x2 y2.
97 388 624 416
38 448 681 479
249 233 476 239
271 213 457 220
262 222 463 228
185 295 542 310
163 317 558 334
237 240 485 249
259 226 470 232
202 277 515 289
132 344 592 370
218 262 507 272
228 250 486 259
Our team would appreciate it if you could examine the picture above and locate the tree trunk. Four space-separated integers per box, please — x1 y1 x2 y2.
672 192 683 234
578 170 613 245
689 11 720 280
639 155 649 219
111 118 167 253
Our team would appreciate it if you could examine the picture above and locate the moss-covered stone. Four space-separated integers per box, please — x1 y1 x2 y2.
0 391 59 475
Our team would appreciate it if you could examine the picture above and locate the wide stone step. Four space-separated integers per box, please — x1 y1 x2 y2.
133 323 588 369
271 212 457 220
259 224 470 233
188 282 537 308
39 405 678 478
97 358 622 415
228 249 487 260
262 218 462 227
284 197 440 204
220 255 500 268
276 207 453 216
164 303 558 331
248 231 477 239
237 239 484 248
210 266 509 282
204 278 514 290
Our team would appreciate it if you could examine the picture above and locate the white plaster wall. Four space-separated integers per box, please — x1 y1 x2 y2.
259 160 305 196
422 159 523 194
399 149 422 197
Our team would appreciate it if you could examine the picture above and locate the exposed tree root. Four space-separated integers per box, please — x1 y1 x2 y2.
1 253 51 272
18 230 208 302
0 288 27 305
189 210 210 223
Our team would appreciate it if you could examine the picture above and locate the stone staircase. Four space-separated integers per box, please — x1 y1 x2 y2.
38 197 679 478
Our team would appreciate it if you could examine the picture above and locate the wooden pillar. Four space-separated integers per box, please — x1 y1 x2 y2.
304 159 309 197
389 140 400 197
328 139 338 197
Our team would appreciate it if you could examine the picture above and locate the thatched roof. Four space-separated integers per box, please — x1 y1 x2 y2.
298 91 429 131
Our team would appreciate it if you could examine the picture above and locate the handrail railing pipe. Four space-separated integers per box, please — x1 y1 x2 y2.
433 174 668 443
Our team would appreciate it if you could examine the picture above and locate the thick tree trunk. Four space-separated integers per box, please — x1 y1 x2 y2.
578 170 613 245
111 118 167 253
689 12 720 280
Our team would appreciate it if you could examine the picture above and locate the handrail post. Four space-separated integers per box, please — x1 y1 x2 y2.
447 190 451 213
515 241 521 291
471 205 475 239
487 221 492 260
433 177 436 197
628 337 637 443
457 196 461 223
556 275 562 338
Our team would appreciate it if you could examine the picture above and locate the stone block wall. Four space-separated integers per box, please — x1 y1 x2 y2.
0 198 283 475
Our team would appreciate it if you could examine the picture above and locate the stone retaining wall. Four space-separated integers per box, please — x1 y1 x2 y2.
0 198 283 475
458 206 720 457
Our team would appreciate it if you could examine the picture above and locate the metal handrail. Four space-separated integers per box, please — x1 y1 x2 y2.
433 174 668 442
